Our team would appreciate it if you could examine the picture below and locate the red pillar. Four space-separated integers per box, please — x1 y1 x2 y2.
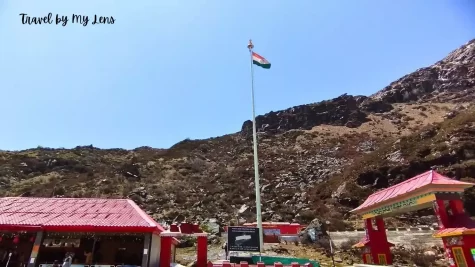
159 236 172 267
434 199 449 229
363 218 374 264
433 199 456 267
375 217 392 265
363 218 392 265
449 199 465 215
196 234 208 267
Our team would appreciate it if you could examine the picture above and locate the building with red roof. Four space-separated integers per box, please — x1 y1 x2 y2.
0 197 181 267
0 197 164 233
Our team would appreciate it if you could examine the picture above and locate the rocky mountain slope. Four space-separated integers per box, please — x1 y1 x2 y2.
1 39 474 229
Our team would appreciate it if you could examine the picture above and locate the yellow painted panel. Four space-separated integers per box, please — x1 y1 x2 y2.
365 254 372 264
362 213 376 219
452 247 468 267
378 254 388 265
362 194 435 218
433 231 463 238
433 229 475 238
416 193 436 205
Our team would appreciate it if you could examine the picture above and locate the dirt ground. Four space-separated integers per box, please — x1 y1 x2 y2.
175 242 358 267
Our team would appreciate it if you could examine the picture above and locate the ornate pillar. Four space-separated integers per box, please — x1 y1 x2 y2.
375 217 392 265
159 235 173 267
363 217 392 265
363 218 374 264
434 199 449 228
433 199 456 267
196 233 208 267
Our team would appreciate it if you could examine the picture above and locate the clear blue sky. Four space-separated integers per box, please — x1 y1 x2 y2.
1 0 474 150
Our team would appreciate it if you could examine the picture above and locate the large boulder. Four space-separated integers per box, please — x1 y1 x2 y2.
299 218 329 244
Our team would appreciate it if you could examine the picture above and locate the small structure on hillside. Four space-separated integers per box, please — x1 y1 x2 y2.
160 222 209 267
351 170 475 266
0 197 180 267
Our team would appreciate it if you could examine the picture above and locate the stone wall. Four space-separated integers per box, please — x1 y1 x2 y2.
223 227 444 248
329 227 443 248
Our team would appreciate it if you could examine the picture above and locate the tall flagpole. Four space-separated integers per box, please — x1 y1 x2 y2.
247 39 264 253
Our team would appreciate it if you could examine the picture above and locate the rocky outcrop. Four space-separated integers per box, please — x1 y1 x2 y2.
371 39 475 104
241 94 371 136
299 218 329 244
242 39 475 136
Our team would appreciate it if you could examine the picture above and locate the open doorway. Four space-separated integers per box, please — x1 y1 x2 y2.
36 233 145 266
0 232 36 267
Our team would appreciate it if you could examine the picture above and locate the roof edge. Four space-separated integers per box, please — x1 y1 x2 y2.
3 196 133 201
351 184 471 215
126 199 165 231
351 171 474 214
0 224 157 233
363 170 434 199
351 186 433 214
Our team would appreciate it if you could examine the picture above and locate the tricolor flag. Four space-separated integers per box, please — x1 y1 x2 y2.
252 52 271 69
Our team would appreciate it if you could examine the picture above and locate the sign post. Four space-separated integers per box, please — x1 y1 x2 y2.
227 226 261 253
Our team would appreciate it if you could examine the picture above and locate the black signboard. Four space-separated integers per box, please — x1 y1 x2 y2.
227 226 260 252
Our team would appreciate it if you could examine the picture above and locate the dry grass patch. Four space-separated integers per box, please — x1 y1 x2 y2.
306 103 464 141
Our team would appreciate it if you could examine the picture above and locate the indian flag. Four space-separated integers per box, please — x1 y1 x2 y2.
252 52 271 69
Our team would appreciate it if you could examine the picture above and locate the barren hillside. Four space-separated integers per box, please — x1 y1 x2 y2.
1 39 474 229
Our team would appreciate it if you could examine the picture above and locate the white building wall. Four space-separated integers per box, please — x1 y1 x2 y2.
149 233 161 267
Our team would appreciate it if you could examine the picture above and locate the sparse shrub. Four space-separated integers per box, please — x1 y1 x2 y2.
129 194 143 204
392 244 437 267
72 164 89 173
54 186 66 196
176 235 196 248
311 236 333 254
403 116 415 121
186 157 206 172
100 184 114 194
71 191 83 198
298 210 317 223
339 237 360 250
199 223 212 233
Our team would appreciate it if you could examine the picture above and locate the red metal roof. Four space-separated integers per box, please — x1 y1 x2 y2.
352 170 474 213
0 197 165 233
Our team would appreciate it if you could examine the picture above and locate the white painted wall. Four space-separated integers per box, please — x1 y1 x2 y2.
149 234 161 267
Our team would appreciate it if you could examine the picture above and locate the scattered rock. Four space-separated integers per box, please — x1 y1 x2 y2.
1 39 475 231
